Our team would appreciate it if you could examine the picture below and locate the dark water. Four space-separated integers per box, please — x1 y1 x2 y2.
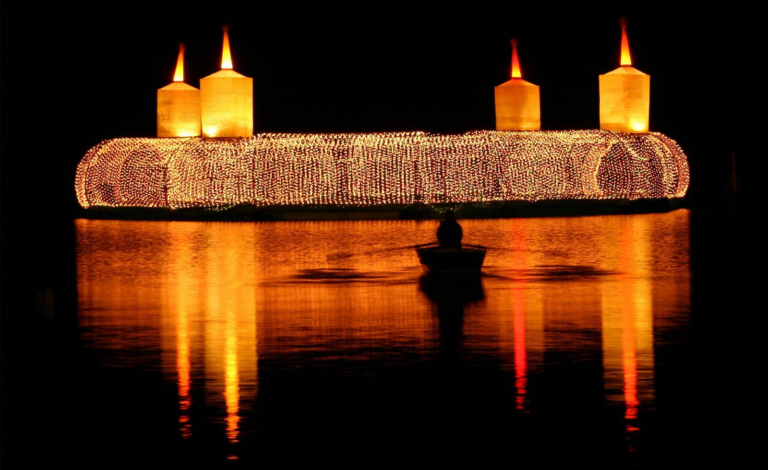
1 204 765 469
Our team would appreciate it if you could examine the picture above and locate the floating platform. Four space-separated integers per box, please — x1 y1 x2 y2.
75 129 689 220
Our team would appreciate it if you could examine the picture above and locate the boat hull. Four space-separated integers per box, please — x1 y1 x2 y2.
416 245 487 275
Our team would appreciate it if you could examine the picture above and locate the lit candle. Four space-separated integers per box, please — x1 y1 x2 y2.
157 43 202 137
200 25 254 138
494 38 541 131
599 18 650 133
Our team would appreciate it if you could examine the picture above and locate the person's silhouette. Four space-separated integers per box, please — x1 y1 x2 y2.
437 210 463 249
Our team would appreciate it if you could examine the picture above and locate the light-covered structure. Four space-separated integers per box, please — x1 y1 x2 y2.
75 130 689 210
599 18 650 133
157 43 201 137
495 39 541 131
200 26 253 138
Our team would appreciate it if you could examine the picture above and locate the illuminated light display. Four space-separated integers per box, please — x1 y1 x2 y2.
200 25 253 138
75 130 689 210
495 39 541 131
600 18 650 133
157 43 202 138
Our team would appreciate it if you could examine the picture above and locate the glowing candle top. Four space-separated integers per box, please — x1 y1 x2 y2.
510 38 522 79
619 17 632 66
494 38 540 131
221 25 233 70
599 17 650 133
157 42 201 138
173 43 185 82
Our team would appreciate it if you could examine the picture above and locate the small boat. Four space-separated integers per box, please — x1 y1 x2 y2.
415 243 487 275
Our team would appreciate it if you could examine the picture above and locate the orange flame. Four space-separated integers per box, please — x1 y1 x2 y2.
619 17 632 66
221 25 233 70
173 43 185 82
510 38 522 79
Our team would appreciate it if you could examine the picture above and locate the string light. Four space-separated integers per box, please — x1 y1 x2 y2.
75 130 690 210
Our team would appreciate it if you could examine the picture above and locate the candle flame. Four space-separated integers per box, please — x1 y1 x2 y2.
619 17 632 66
173 43 185 82
510 38 522 79
221 25 233 70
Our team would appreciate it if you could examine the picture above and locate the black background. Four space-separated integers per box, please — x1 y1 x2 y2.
2 4 767 468
2 2 767 222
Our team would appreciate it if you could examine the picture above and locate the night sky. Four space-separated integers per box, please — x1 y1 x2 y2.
2 5 767 466
2 2 767 225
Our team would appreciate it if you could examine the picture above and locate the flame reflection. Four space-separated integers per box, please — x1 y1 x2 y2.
74 213 690 460
76 220 260 456
599 214 673 449
177 307 191 438
509 219 531 412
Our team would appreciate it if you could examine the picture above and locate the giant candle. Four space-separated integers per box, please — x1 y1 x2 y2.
599 18 650 133
494 39 541 131
157 43 201 137
200 26 253 138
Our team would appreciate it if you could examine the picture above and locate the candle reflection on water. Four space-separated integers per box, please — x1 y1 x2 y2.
601 216 656 440
76 220 260 457
172 226 194 439
176 306 191 438
507 219 542 413
506 219 547 414
197 223 258 452
75 213 690 463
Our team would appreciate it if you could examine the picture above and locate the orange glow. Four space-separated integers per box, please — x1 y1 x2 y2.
73 214 693 458
513 298 528 411
495 39 539 131
600 216 658 442
225 310 240 444
510 38 522 79
599 18 649 134
173 43 185 82
622 332 639 421
620 17 632 66
157 43 201 138
200 24 252 139
221 25 233 70
615 219 649 432
618 230 640 422
176 307 192 438
510 225 528 412
75 220 260 448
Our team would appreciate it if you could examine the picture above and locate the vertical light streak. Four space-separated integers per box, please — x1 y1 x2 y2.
620 284 640 425
177 307 192 438
224 308 240 446
601 215 655 453
513 285 528 412
510 220 529 412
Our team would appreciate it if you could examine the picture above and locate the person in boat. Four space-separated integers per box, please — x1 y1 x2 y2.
437 210 463 249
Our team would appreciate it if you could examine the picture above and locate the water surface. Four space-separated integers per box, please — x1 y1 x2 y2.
3 207 764 469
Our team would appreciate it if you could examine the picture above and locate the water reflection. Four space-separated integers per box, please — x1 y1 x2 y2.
77 221 260 458
74 211 691 464
600 216 656 460
418 273 485 356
